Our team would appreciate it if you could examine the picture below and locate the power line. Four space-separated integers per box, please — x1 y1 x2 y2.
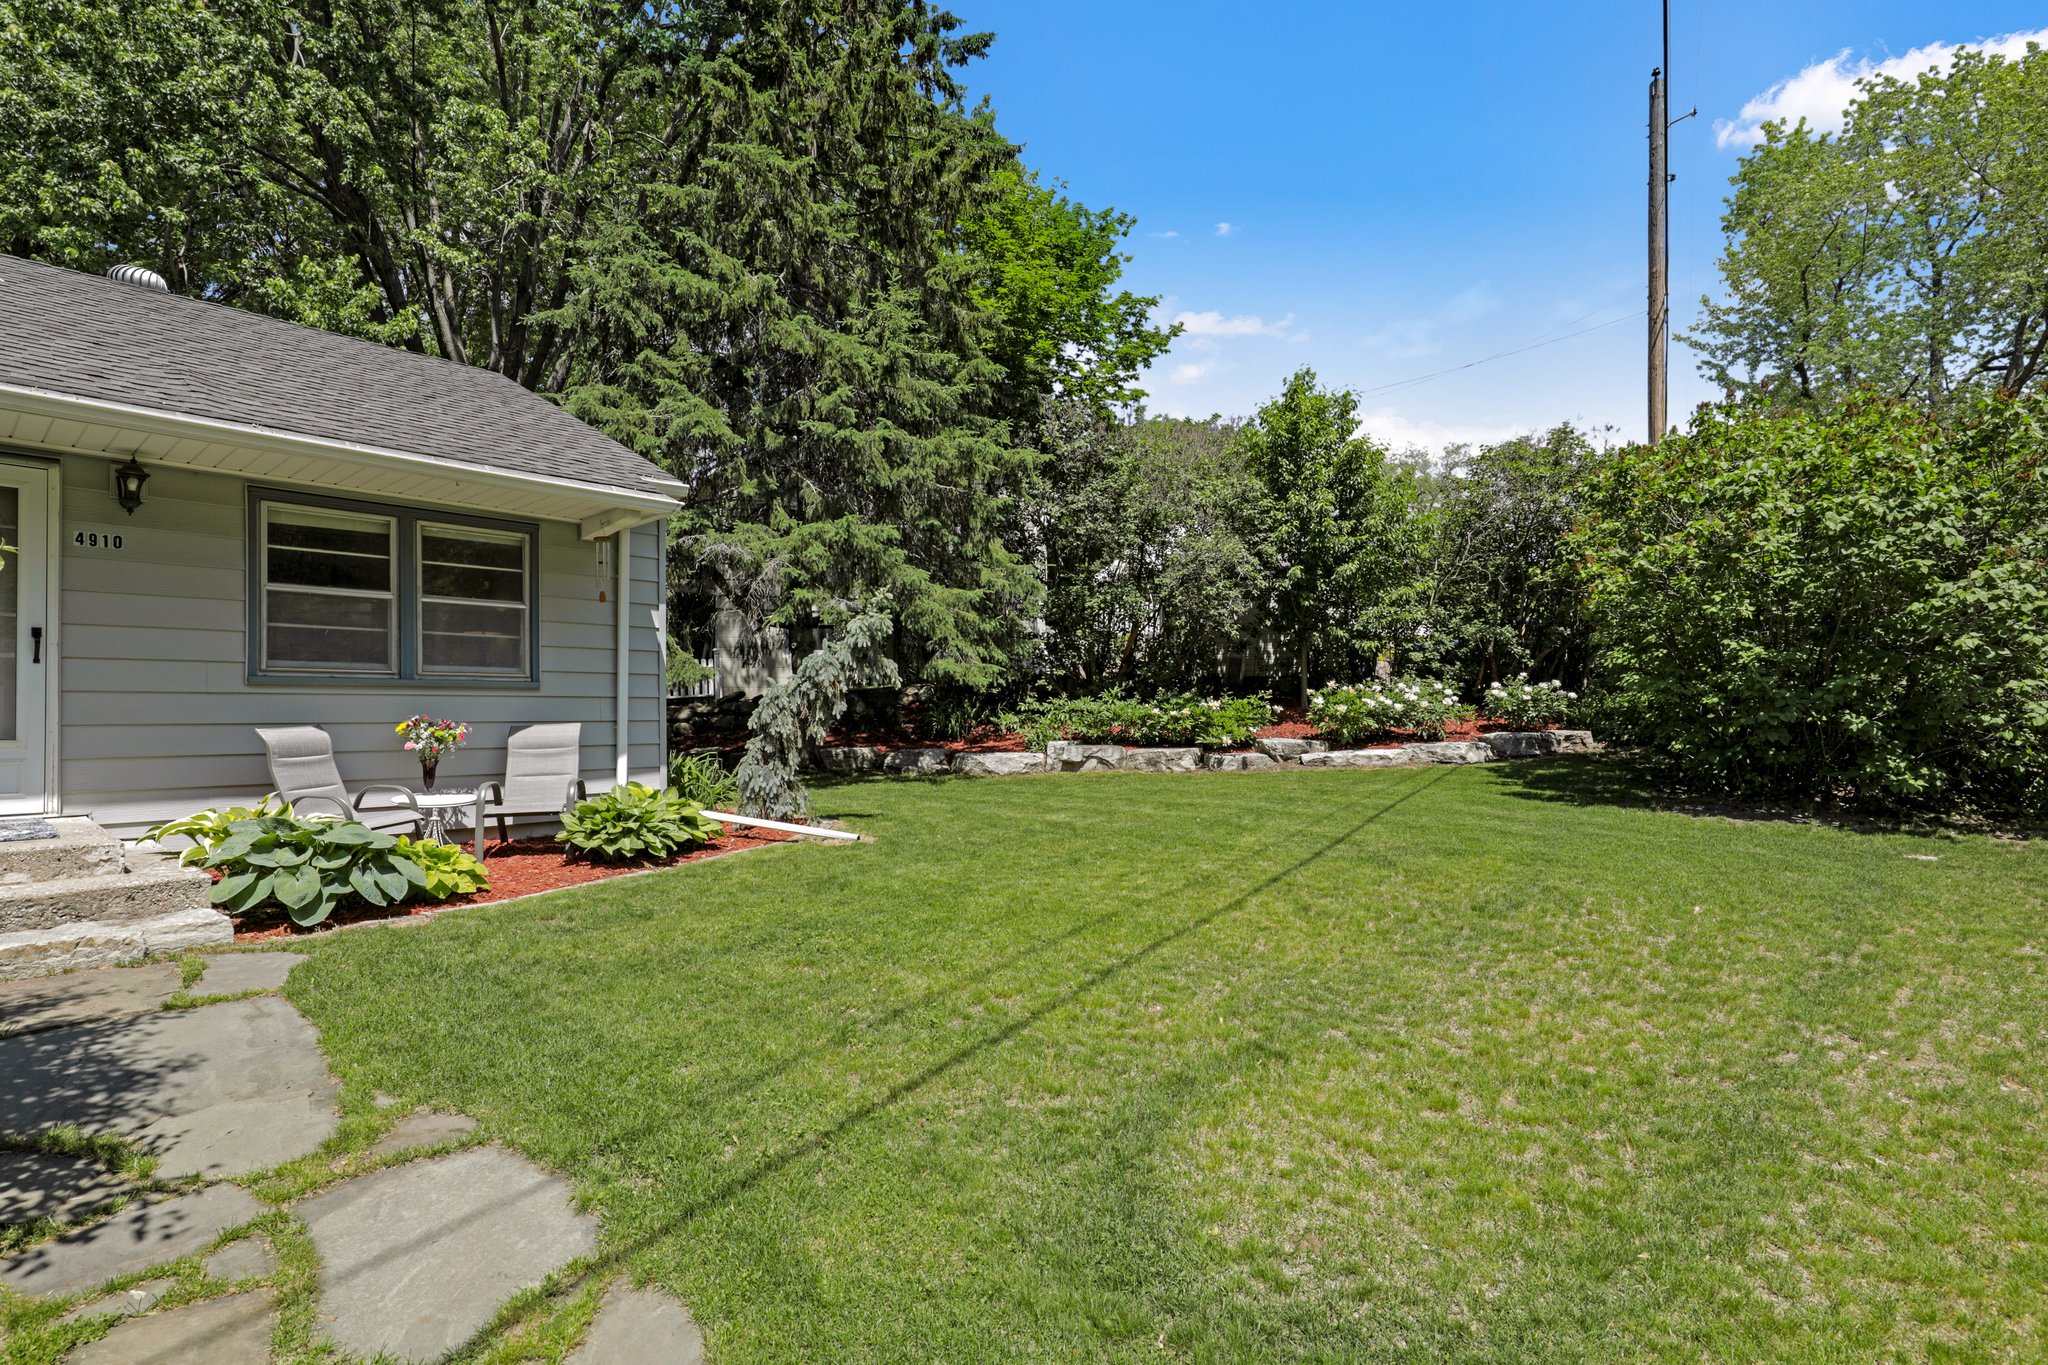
1353 307 1647 400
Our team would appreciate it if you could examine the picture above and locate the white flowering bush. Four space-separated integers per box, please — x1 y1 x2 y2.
1308 676 1467 743
1483 675 1574 729
1010 691 1277 749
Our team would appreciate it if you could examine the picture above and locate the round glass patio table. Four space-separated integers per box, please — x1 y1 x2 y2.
409 788 479 846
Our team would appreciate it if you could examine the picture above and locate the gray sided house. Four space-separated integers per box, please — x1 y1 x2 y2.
0 255 681 836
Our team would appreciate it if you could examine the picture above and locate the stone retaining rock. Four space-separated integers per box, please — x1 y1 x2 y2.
881 748 951 776
1120 747 1200 773
814 746 883 773
1044 741 1124 772
1300 748 1410 769
1480 729 1599 759
1205 752 1277 772
1402 741 1496 765
1254 737 1327 760
953 752 1047 777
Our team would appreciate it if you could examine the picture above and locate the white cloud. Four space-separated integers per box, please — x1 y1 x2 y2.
1167 362 1212 386
1214 222 1233 237
1351 407 1526 454
1150 229 1180 239
1173 310 1297 339
1359 286 1499 359
1715 27 2048 148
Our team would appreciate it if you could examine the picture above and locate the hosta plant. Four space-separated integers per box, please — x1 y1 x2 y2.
1310 676 1467 743
1483 675 1574 729
201 813 428 927
559 782 724 863
143 794 299 866
391 837 490 899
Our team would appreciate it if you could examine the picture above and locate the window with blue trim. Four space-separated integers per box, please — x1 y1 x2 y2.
250 490 538 683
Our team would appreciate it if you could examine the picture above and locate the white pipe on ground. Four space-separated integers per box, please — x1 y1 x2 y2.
614 530 631 788
702 810 860 843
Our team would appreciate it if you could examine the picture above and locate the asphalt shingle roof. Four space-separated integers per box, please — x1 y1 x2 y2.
0 254 675 501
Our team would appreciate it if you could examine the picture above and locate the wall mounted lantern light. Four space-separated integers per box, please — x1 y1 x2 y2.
113 456 150 515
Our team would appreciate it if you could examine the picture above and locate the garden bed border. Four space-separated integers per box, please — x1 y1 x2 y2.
812 729 1598 777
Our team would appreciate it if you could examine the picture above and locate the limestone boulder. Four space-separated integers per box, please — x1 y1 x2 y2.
1204 752 1277 772
814 746 882 774
1120 747 1200 773
1044 741 1124 772
881 748 951 776
1402 741 1496 765
953 751 1047 777
1301 748 1409 769
1254 736 1327 761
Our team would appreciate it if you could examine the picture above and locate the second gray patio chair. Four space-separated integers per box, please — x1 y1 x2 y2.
477 722 587 857
256 724 426 828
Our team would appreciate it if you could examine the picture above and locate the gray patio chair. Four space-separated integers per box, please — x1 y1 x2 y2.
477 723 587 857
255 725 425 829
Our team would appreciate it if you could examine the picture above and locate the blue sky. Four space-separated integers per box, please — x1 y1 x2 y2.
961 1 2048 449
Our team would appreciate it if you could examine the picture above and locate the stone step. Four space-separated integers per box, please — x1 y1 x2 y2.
0 817 125 886
0 863 217 935
0 907 233 981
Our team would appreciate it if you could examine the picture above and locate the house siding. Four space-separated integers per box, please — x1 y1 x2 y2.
54 454 666 834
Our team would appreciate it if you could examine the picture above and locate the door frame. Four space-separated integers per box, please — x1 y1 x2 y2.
0 455 61 815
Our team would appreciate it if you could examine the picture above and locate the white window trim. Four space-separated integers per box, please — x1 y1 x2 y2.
416 520 533 679
258 502 399 676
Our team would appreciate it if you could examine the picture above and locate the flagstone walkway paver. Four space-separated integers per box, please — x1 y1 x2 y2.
193 951 305 997
0 1151 131 1225
0 1184 263 1296
367 1109 478 1160
0 994 340 1176
570 1285 707 1365
69 1289 275 1364
202 1234 278 1281
59 1276 173 1323
0 962 179 1038
302 1145 597 1362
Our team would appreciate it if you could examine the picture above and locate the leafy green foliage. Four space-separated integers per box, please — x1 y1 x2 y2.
1483 676 1575 730
558 783 723 864
1687 44 2048 408
1309 677 1467 743
667 753 739 811
391 837 489 900
1237 369 1423 704
143 794 295 866
201 814 428 928
1009 690 1274 749
1572 392 2048 814
737 608 901 821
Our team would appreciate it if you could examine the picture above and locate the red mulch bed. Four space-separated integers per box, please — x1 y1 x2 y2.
232 829 794 943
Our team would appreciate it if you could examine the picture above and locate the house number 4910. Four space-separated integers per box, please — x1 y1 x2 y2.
73 530 126 551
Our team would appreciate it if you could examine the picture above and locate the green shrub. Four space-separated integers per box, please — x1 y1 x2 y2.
1309 676 1466 743
559 782 724 863
1009 690 1275 749
1572 393 2048 815
143 795 296 865
391 837 490 899
667 752 739 809
198 812 429 928
1483 675 1573 729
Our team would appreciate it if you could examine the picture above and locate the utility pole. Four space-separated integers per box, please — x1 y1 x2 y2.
1648 63 1667 444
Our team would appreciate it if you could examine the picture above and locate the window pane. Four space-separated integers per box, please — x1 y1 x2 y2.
421 528 525 602
421 600 525 673
265 589 393 672
267 510 392 592
419 523 529 676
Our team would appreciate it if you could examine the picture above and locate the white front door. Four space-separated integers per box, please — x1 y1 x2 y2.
0 460 54 813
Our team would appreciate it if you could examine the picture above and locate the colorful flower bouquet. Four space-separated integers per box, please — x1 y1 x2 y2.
397 715 469 788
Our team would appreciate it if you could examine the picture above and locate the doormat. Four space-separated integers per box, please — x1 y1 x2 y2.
0 818 60 842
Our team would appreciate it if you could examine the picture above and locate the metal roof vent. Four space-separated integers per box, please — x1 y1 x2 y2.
106 263 170 292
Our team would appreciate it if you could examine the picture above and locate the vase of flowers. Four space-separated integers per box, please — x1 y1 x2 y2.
397 716 468 789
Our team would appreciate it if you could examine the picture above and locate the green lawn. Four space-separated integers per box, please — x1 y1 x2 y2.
285 761 2048 1363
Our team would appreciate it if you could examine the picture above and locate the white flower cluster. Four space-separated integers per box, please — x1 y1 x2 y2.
1483 674 1576 727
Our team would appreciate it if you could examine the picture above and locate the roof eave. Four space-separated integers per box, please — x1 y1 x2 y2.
0 380 680 536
